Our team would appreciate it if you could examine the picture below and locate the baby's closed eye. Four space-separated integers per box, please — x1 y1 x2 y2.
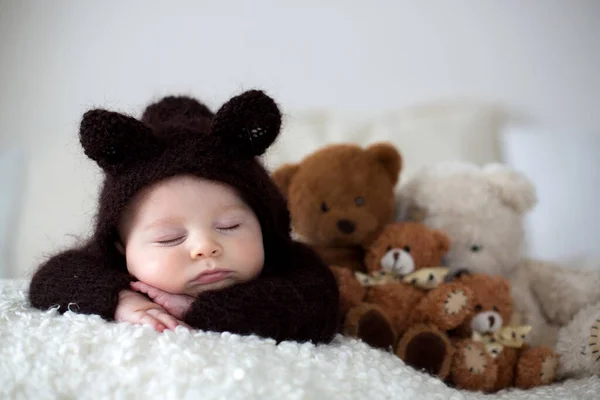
156 235 187 245
216 223 240 231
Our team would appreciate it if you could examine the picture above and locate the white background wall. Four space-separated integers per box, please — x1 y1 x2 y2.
1 0 599 277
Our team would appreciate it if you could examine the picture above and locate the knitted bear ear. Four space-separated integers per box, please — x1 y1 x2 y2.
79 109 162 174
210 90 282 157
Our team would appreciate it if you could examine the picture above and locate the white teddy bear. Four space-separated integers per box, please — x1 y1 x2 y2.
396 161 600 377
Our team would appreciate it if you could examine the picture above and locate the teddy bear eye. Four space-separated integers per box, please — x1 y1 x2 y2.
403 245 411 253
492 305 499 312
386 245 392 252
475 304 483 312
321 202 329 213
355 196 364 206
471 244 482 252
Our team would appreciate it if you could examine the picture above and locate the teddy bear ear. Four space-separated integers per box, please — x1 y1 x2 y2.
366 142 402 185
210 90 282 158
272 163 300 199
79 109 162 174
483 164 538 213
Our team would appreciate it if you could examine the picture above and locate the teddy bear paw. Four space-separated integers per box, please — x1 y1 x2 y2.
444 289 469 316
462 344 488 375
356 308 397 350
396 324 454 380
539 355 559 385
589 317 600 362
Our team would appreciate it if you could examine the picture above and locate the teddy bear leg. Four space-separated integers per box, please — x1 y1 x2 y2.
410 282 473 331
491 347 519 392
344 303 397 350
514 346 559 389
396 324 454 380
450 339 497 392
556 302 600 379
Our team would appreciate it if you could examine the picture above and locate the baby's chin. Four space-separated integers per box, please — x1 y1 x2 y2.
186 277 240 296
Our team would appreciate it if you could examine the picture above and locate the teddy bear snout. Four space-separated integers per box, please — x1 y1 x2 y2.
380 248 415 276
337 219 356 234
471 310 504 333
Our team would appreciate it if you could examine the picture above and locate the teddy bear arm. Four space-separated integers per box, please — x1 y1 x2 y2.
410 282 474 332
511 283 560 348
528 260 600 326
366 283 424 335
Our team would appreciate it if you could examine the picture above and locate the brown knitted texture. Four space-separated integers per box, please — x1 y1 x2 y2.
28 90 340 344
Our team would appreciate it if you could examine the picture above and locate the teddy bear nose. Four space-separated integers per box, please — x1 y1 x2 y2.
488 315 496 327
337 219 355 234
393 252 399 260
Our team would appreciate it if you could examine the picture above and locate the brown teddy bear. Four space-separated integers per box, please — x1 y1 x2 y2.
272 142 402 272
342 222 471 352
396 273 559 392
344 222 558 392
445 273 559 392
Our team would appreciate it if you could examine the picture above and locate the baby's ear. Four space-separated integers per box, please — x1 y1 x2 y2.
366 143 402 185
79 109 162 174
483 164 538 213
272 163 300 199
210 90 282 158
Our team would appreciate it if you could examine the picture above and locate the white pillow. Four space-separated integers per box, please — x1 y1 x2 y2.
0 145 25 278
265 101 512 182
501 125 600 264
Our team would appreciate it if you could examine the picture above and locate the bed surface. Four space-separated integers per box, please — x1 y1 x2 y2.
1 279 598 400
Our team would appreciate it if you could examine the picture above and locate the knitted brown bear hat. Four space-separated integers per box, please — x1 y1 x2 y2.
80 90 292 272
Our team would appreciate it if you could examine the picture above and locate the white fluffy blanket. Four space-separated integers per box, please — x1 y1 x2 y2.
1 279 598 400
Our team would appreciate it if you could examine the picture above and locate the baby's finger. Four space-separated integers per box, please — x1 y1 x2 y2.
176 319 192 329
147 308 179 331
131 282 164 301
129 281 147 292
138 312 166 332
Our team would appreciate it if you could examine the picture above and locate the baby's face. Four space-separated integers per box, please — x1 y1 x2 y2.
119 175 264 296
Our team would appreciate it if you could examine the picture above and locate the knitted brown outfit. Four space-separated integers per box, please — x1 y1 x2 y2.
28 90 340 344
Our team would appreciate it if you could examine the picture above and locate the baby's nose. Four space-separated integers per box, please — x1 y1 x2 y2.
192 241 222 259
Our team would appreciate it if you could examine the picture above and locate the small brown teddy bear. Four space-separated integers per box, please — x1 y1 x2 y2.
272 142 402 272
341 222 472 351
443 273 559 392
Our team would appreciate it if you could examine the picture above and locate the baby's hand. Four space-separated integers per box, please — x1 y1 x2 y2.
115 289 190 332
130 281 195 320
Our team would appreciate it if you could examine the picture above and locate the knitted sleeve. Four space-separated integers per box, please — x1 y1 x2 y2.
183 241 340 344
28 245 133 321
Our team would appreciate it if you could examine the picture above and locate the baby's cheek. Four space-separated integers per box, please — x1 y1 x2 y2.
129 250 182 291
237 236 265 278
